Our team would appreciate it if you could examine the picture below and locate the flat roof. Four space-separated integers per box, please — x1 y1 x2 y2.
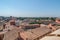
50 29 60 35
40 36 60 40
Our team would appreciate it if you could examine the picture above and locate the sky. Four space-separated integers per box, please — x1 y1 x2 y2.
0 0 60 17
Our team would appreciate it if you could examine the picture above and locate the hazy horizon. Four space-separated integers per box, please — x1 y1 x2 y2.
0 0 60 17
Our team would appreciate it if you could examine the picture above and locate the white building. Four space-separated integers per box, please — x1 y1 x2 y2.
15 20 20 27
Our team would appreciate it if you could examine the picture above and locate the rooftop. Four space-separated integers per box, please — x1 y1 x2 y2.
3 27 22 40
40 36 60 40
20 27 51 40
51 29 60 34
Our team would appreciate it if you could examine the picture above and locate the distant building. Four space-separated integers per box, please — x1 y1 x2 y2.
15 20 20 27
56 18 60 24
21 24 40 30
40 20 54 25
47 22 60 31
9 20 15 25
